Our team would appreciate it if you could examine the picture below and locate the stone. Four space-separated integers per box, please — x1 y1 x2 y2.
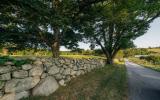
0 93 15 100
41 58 46 62
59 59 65 64
65 76 71 82
59 68 64 74
54 73 63 80
0 90 4 98
73 66 78 71
59 80 66 86
80 70 85 75
11 66 18 71
0 66 12 74
0 91 29 100
32 76 59 96
5 77 40 93
76 71 81 76
41 73 48 79
44 62 53 68
63 68 71 75
0 81 5 89
0 73 11 80
87 66 91 72
4 62 14 66
68 64 74 68
12 70 28 78
15 91 30 100
62 65 68 68
70 70 77 76
48 66 60 75
62 76 66 79
83 66 87 69
65 59 70 64
29 56 36 60
54 60 60 66
22 64 33 70
29 66 43 76
33 60 43 65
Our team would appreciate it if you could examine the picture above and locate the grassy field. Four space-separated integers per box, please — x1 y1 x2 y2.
7 55 106 59
60 55 106 59
148 48 160 54
22 64 128 100
129 57 160 72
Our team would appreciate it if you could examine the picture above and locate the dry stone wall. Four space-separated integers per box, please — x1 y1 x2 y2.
0 57 105 100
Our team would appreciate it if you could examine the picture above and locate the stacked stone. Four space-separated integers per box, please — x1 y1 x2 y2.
0 57 105 100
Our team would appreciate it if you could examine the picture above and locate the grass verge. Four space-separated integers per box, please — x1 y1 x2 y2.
22 64 128 100
129 57 160 72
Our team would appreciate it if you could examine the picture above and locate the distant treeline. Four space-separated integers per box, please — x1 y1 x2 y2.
0 47 105 56
124 48 160 57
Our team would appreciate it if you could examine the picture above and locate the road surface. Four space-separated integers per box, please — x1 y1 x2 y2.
125 61 160 100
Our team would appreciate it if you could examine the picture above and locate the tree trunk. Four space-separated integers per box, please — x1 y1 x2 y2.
105 50 118 65
106 55 113 65
51 40 60 58
51 27 60 58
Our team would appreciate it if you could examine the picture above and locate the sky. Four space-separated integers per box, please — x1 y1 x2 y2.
60 18 160 51
134 18 160 48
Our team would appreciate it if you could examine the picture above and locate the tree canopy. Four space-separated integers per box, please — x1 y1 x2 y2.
82 0 160 64
0 0 99 56
0 0 160 64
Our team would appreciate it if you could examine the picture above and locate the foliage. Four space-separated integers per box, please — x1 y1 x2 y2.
140 55 160 65
0 0 160 60
129 57 160 72
94 49 104 56
0 0 95 57
0 56 32 67
0 56 13 65
82 0 160 64
124 48 151 57
115 50 124 59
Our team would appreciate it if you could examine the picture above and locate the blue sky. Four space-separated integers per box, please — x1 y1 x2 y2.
61 18 160 51
134 18 160 48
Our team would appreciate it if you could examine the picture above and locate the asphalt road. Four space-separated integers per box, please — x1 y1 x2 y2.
125 61 160 100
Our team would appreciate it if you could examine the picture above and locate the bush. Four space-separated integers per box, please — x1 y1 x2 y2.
0 56 32 67
140 55 160 65
93 49 104 56
124 48 151 57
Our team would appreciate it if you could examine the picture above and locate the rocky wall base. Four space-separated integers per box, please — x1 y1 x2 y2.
0 57 105 100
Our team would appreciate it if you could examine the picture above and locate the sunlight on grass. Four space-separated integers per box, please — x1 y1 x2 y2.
60 55 106 59
8 55 106 59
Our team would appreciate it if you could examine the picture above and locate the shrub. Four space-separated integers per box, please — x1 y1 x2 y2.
140 55 160 65
124 48 151 57
0 56 32 67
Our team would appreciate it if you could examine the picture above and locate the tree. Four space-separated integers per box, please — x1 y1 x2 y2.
83 0 160 64
0 0 106 57
0 0 81 57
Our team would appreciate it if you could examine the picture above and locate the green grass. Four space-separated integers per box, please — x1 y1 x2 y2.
8 54 106 60
21 64 128 100
129 57 160 72
60 55 106 59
